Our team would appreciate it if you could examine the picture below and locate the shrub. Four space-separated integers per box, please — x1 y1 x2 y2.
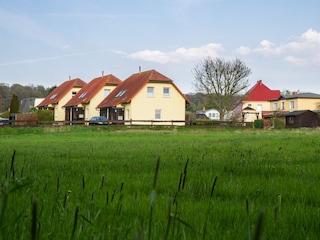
0 111 9 118
254 119 264 129
37 109 54 122
272 118 285 129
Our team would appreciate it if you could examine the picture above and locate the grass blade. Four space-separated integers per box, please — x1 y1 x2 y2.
31 199 37 240
71 206 79 239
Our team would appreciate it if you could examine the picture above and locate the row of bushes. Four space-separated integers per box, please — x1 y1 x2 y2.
254 118 285 129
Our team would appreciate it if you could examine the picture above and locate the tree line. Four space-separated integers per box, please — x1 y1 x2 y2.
0 83 56 113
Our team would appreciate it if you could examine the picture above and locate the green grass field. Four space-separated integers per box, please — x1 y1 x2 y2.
1 126 320 239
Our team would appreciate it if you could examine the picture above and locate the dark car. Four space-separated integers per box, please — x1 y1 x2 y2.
89 116 111 125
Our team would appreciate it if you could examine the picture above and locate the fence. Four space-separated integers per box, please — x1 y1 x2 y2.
0 119 253 128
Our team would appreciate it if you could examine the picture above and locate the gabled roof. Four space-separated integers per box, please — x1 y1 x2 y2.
245 80 280 101
97 69 190 108
38 78 86 107
64 74 122 107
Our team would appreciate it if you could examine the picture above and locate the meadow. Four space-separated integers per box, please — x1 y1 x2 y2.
0 126 320 239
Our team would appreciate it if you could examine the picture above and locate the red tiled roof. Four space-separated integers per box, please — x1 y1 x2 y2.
37 78 86 107
245 80 280 101
97 69 190 108
64 74 122 107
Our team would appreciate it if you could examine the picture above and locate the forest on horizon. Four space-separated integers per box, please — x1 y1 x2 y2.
0 82 56 112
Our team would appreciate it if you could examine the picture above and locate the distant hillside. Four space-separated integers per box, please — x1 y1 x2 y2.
0 83 56 112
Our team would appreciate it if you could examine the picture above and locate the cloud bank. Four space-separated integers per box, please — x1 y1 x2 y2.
236 28 320 66
122 43 224 63
117 29 320 68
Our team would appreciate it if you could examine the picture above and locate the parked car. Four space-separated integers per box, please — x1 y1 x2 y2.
89 116 111 125
0 117 9 125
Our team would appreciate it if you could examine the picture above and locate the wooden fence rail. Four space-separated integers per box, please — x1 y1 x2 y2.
0 119 253 128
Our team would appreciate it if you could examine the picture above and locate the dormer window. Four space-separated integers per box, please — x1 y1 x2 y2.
49 93 58 99
115 90 127 98
78 92 88 99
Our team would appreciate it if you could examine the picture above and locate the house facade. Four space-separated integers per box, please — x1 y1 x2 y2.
37 78 86 121
268 92 320 112
97 69 190 125
64 74 121 122
241 80 280 122
205 109 220 120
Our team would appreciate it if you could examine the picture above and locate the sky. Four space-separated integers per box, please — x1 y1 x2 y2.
0 0 319 94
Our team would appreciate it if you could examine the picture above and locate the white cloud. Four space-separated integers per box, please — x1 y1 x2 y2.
121 43 224 64
236 28 320 66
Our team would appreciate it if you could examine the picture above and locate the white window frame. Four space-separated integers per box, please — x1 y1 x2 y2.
147 87 154 97
163 87 170 97
104 89 111 97
257 104 262 112
155 109 162 120
273 103 278 111
289 100 294 110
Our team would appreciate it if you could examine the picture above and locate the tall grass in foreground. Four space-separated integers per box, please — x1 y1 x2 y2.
0 126 320 239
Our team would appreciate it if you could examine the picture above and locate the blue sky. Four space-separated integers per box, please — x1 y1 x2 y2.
0 0 319 94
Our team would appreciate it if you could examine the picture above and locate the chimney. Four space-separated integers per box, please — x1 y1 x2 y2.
69 76 71 80
292 91 298 95
102 70 104 77
257 80 262 84
139 66 141 74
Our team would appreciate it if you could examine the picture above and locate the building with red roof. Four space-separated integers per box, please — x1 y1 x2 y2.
240 80 280 122
37 78 86 121
97 69 190 125
64 73 122 122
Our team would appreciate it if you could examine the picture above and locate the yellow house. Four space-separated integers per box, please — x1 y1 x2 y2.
64 74 122 122
97 69 190 125
269 92 320 112
240 80 280 122
37 78 87 121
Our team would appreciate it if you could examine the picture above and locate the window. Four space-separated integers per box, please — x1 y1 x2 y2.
78 92 88 99
115 90 127 98
163 87 170 97
273 103 278 111
257 104 262 112
288 116 294 124
104 89 110 97
49 93 57 99
281 102 285 110
290 100 294 109
72 91 77 96
147 87 154 97
155 109 162 120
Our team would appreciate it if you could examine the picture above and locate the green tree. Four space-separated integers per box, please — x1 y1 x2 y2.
193 57 251 120
9 93 20 114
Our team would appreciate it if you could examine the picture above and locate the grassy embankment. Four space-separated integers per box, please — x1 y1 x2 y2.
0 126 320 239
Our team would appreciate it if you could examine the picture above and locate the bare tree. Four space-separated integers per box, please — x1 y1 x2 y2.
193 57 251 121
